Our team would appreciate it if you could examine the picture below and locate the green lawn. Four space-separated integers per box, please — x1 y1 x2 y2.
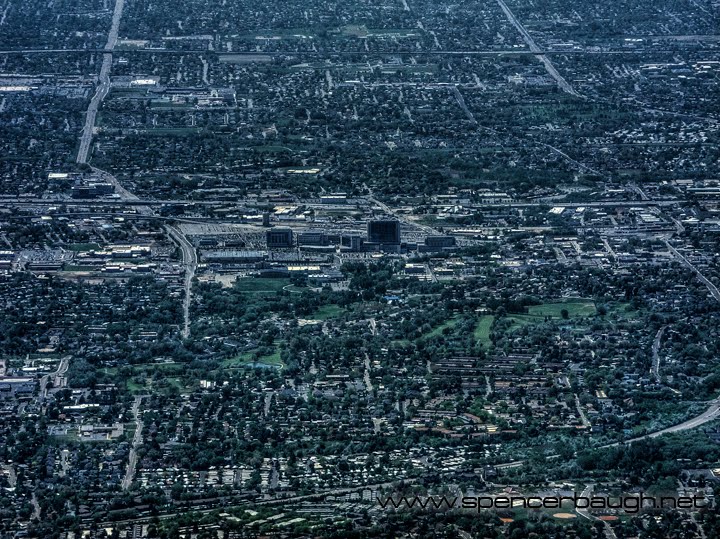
234 278 291 294
506 314 540 330
528 300 596 318
311 304 345 320
606 301 643 320
223 347 284 368
424 317 458 339
474 315 494 348
501 300 597 333
126 379 146 393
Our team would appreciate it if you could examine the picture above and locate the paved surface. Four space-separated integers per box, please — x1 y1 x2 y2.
651 326 667 381
77 0 124 164
495 0 580 96
122 396 144 490
666 241 720 302
166 225 197 339
574 394 591 428
40 356 69 398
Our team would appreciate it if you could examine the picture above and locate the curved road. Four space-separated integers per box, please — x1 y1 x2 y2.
499 241 720 468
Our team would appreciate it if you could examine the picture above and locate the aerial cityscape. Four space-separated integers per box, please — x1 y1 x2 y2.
0 0 719 537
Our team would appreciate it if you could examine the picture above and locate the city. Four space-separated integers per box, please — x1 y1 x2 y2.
0 0 719 537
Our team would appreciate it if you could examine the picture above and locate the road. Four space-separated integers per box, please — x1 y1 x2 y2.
2 464 16 488
452 85 477 125
122 396 144 490
90 166 138 202
495 0 580 97
623 398 720 440
576 484 594 520
364 353 374 392
40 356 69 398
367 194 441 236
535 141 604 177
651 326 667 382
496 392 720 470
31 493 41 521
665 241 720 302
576 484 618 538
1 196 706 209
76 0 124 164
574 394 591 428
2 47 720 57
601 238 617 259
166 225 197 339
101 477 403 528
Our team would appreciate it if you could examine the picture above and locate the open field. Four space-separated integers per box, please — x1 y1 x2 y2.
234 278 291 294
223 347 284 368
528 300 596 318
474 315 494 348
424 317 459 339
311 304 345 320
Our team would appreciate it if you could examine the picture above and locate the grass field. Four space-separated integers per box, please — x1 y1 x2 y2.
223 347 284 368
311 304 345 320
424 317 458 339
341 25 369 37
234 278 290 294
103 362 182 376
219 54 272 63
528 300 596 318
504 300 597 332
474 315 494 348
606 301 643 320
506 314 539 330
126 379 146 393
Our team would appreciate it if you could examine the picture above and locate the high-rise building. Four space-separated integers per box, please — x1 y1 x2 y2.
367 220 401 244
266 228 294 249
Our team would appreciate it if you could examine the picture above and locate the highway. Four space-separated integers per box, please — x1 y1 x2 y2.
2 47 719 57
452 85 477 125
166 225 197 339
40 356 69 398
76 0 124 164
496 393 720 469
367 193 442 236
665 241 720 302
495 0 581 97
0 196 704 209
122 395 144 490
89 166 138 202
625 398 720 440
